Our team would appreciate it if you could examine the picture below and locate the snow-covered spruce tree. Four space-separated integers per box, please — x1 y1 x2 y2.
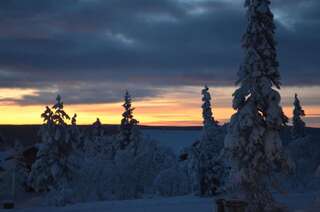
83 118 103 154
202 84 218 128
292 93 306 139
185 85 225 196
28 95 74 192
90 118 104 137
224 0 290 211
84 118 115 160
118 91 140 152
69 113 82 150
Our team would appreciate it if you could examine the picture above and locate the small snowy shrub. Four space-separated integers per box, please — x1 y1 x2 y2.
55 136 178 203
181 125 226 196
154 166 190 197
46 184 74 206
113 138 177 199
287 136 320 190
70 158 117 202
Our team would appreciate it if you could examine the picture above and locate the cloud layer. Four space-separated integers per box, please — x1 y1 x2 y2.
0 0 319 104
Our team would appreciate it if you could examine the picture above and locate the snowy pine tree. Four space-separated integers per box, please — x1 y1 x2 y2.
201 84 220 146
224 0 290 211
118 91 140 151
201 85 218 128
91 118 104 137
70 113 82 150
83 118 115 160
180 85 226 196
28 95 74 192
71 113 77 126
187 85 225 196
292 93 306 139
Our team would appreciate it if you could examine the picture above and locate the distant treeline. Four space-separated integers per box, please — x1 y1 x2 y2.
0 124 203 148
0 124 319 149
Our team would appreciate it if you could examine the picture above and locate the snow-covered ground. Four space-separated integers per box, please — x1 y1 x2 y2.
5 192 319 212
2 129 320 212
6 196 212 212
142 129 200 153
275 192 319 211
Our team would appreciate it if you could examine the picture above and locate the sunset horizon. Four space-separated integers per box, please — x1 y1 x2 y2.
0 85 319 127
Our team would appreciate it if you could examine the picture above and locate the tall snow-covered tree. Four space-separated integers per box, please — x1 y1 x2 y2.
28 95 74 192
292 93 306 139
183 85 226 196
201 85 218 128
118 91 140 151
201 84 220 147
224 0 290 211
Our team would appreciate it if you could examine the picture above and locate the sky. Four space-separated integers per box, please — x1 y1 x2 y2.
0 0 319 126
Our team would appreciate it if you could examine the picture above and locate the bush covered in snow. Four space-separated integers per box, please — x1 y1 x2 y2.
68 158 117 202
153 166 190 197
181 125 226 196
0 148 29 200
113 138 177 199
45 137 178 204
287 135 320 190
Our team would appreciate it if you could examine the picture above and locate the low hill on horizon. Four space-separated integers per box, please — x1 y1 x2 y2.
0 124 318 148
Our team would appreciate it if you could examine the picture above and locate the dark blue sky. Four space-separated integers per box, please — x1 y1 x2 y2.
0 0 319 104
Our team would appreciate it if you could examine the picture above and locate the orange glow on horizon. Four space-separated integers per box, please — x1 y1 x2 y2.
0 86 319 127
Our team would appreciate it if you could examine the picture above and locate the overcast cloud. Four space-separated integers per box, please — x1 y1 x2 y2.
0 0 319 104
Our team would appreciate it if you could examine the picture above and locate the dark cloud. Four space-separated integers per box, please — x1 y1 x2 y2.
8 83 163 105
0 0 318 104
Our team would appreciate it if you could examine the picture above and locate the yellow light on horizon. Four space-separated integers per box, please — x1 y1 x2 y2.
0 86 319 127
